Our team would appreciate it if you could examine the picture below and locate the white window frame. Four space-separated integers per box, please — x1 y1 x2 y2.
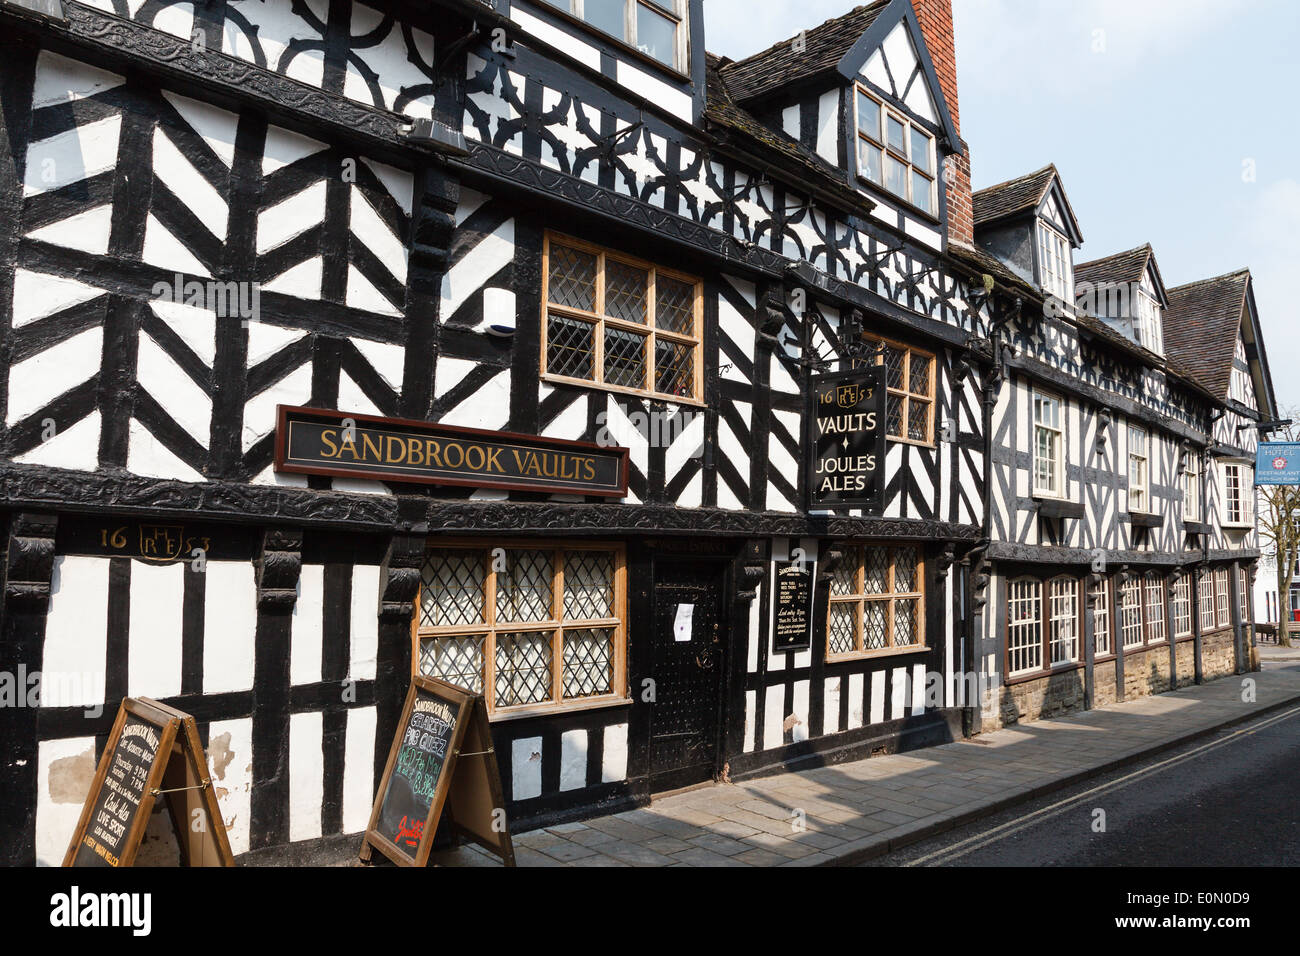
1036 220 1073 302
1199 572 1217 632
1007 578 1044 676
1134 272 1164 355
1222 462 1253 527
1033 389 1065 498
1128 425 1149 513
1215 568 1230 628
1172 574 1192 638
1183 451 1201 523
1120 577 1144 649
1048 577 1080 666
854 85 939 219
1092 578 1112 658
1143 572 1166 645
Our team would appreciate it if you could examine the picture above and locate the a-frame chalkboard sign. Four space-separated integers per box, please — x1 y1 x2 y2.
360 675 515 867
63 697 235 868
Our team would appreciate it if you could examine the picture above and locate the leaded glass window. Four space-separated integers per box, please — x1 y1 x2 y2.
418 544 625 714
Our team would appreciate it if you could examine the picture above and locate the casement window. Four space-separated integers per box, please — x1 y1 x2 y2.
542 234 702 403
1128 425 1149 513
1222 462 1252 526
1134 273 1164 354
1033 389 1065 497
1183 452 1201 523
1215 568 1230 627
827 545 925 659
1006 576 1082 676
1036 221 1073 301
1048 577 1080 666
416 544 627 717
1239 568 1251 623
860 335 935 444
1119 577 1144 649
1007 578 1044 676
544 0 686 70
1092 578 1112 658
1172 574 1193 638
1143 572 1166 645
1199 573 1216 632
854 86 938 217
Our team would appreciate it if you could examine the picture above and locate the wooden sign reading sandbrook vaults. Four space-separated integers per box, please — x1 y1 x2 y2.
808 366 887 513
274 406 629 496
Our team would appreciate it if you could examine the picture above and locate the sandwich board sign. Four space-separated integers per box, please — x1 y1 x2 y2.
360 675 515 867
63 697 235 867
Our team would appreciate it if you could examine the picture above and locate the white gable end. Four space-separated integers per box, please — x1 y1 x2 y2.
858 21 937 125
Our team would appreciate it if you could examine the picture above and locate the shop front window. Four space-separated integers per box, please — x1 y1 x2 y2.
417 543 627 716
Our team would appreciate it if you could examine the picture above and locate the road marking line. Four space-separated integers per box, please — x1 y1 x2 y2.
907 704 1300 866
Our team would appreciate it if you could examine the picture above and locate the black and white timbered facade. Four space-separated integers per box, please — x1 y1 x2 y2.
0 0 1278 867
960 166 1279 730
0 0 1000 864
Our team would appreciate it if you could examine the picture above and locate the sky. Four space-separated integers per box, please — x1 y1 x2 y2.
703 0 1300 414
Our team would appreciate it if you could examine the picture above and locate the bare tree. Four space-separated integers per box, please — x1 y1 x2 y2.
1257 408 1300 645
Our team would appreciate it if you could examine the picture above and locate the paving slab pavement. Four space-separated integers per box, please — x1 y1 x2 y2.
424 666 1300 867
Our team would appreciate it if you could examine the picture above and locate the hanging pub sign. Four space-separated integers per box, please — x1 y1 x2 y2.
360 675 515 867
63 698 234 867
772 559 814 652
1256 442 1300 486
275 405 629 497
808 365 887 512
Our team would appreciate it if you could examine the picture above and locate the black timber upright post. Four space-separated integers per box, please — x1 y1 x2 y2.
1229 559 1245 675
374 504 426 786
1083 571 1099 711
249 528 303 851
0 513 58 866
1191 565 1206 684
1113 568 1128 702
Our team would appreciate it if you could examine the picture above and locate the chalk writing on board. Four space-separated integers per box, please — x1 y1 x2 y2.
73 718 161 867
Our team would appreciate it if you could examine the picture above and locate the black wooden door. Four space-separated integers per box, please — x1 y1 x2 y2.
649 561 725 792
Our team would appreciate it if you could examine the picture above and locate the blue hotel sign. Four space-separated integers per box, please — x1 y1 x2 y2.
1256 443 1300 485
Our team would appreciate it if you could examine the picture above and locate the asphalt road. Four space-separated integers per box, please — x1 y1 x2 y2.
866 663 1300 867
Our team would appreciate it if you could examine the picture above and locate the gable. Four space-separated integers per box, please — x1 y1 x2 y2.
1036 177 1083 247
839 0 959 148
859 20 938 126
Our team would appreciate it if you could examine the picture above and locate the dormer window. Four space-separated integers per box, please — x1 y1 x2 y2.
855 86 937 217
545 0 685 70
1134 273 1163 353
1036 220 1073 301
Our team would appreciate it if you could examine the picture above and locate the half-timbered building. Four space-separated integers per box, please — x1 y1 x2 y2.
0 0 1002 864
961 166 1278 730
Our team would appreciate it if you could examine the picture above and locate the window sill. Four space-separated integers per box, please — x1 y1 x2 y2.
1005 660 1084 685
1034 496 1084 519
541 373 707 409
489 694 633 724
1127 511 1165 529
885 435 936 450
1221 523 1254 531
827 644 930 664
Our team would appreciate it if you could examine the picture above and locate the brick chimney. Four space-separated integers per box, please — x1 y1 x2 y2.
911 0 973 248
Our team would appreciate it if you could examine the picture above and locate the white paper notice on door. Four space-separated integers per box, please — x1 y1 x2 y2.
673 604 695 642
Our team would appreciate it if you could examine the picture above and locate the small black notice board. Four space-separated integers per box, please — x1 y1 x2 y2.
360 676 515 867
808 365 887 513
64 697 234 867
773 559 814 652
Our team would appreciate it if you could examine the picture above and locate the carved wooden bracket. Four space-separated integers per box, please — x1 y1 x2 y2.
256 528 303 612
2 513 58 613
735 539 768 603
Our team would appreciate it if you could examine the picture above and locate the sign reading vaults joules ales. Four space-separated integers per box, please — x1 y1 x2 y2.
274 406 630 496
808 366 888 513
